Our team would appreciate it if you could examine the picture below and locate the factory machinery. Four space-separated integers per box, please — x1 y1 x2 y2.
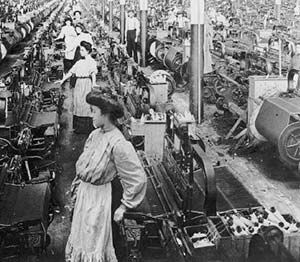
110 0 300 174
94 19 300 260
1 0 300 260
0 0 68 259
78 1 300 260
203 0 300 174
0 0 60 62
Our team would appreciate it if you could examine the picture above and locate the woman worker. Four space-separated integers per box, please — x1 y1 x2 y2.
73 23 94 64
55 16 77 73
57 41 97 133
65 90 147 262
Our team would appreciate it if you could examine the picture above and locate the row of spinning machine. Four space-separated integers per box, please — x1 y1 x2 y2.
0 0 68 259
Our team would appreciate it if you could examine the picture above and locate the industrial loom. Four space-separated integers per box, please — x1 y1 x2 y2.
0 1 66 259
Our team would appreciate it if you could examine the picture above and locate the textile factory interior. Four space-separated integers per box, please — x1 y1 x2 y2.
2 0 300 261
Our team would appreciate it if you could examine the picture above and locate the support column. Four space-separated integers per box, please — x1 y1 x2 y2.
120 0 125 44
102 0 106 20
189 23 199 120
231 0 237 14
189 0 204 123
278 38 282 76
109 0 113 31
199 0 204 122
275 0 281 21
140 0 147 67
296 0 300 16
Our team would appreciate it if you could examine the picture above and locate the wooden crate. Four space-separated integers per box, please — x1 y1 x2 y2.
282 214 300 261
209 208 300 262
208 215 251 262
183 224 219 261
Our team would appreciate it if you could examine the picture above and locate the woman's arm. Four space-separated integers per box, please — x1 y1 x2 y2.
72 130 96 196
113 140 147 210
91 72 96 87
56 61 79 85
135 18 140 42
55 26 65 41
56 71 72 85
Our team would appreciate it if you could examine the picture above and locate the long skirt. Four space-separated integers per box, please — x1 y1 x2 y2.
72 78 93 134
65 182 118 262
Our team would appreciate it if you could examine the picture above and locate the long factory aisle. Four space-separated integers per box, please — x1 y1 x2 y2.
31 82 86 262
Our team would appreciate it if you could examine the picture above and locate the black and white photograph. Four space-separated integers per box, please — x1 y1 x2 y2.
0 0 299 261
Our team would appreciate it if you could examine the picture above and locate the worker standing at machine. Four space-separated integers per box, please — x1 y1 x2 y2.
290 42 300 71
65 90 147 262
55 16 77 73
148 7 158 29
175 11 188 39
57 41 97 134
167 9 176 38
125 9 140 63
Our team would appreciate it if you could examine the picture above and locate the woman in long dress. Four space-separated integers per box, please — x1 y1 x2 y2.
58 40 97 133
65 90 147 262
55 16 77 73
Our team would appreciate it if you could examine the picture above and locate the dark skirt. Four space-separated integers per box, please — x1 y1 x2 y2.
73 116 94 134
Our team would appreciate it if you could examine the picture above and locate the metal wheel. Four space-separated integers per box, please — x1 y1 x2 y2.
216 97 228 111
203 86 216 104
149 70 176 97
214 79 230 97
278 122 300 167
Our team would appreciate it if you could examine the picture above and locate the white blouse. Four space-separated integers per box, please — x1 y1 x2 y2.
57 25 78 60
69 55 97 77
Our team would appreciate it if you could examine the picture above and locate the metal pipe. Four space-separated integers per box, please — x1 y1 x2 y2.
120 0 125 44
140 0 148 67
109 0 113 31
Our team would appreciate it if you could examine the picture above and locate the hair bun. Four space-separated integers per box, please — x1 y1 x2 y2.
80 40 92 53
113 104 124 119
86 90 124 121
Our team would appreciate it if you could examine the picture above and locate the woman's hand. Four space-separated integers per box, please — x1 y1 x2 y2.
93 84 101 90
113 204 127 223
55 79 63 86
70 194 77 222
